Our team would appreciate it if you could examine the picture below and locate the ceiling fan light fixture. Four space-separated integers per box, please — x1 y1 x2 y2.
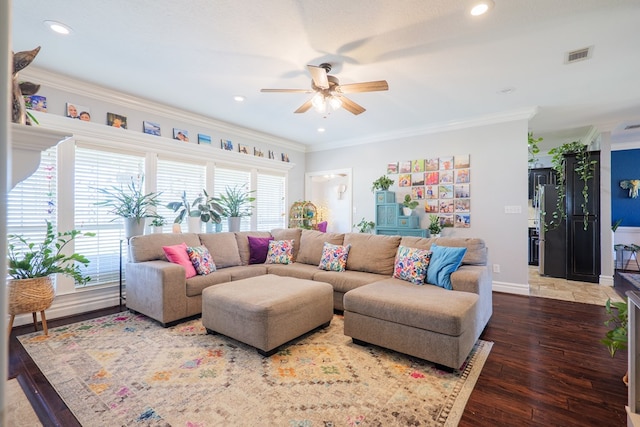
311 93 327 113
328 96 342 110
470 0 494 16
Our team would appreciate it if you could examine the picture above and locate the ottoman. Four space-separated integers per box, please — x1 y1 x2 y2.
202 274 333 356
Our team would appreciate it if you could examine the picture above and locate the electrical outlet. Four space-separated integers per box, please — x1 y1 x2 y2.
493 264 500 273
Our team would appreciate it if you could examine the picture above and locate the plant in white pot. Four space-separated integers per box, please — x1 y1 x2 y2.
402 194 419 216
213 184 256 232
7 221 94 335
167 190 224 233
95 176 162 238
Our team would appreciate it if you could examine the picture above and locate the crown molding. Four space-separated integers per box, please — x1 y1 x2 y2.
307 106 539 152
20 66 306 153
29 112 295 172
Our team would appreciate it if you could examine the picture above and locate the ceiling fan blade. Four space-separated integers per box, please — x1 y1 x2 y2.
260 88 313 93
294 99 313 114
307 65 329 89
339 96 366 115
336 80 389 94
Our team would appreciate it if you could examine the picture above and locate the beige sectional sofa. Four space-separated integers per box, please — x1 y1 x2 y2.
126 228 492 368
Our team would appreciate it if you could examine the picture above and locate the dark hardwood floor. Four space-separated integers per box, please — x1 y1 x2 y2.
9 284 631 426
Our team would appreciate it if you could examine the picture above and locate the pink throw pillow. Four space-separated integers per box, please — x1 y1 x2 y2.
162 242 197 278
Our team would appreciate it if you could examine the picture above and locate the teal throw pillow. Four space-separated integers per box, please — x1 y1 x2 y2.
426 244 467 290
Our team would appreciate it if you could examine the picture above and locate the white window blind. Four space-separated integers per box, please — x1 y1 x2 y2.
257 172 286 231
74 147 144 286
7 147 58 275
156 158 206 232
214 167 251 232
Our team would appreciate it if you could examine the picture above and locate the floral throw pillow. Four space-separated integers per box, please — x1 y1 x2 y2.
265 240 294 264
393 245 432 285
318 242 351 272
186 245 216 275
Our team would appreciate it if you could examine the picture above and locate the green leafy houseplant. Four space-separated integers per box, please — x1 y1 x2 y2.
95 176 162 220
602 298 628 358
354 217 375 233
428 214 442 236
8 220 94 285
166 191 202 224
546 141 597 231
528 132 543 166
194 189 224 224
150 217 166 227
213 184 256 218
371 175 394 192
402 194 419 210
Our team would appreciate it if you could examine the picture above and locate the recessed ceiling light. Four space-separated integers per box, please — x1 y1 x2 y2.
470 1 494 16
317 127 326 133
44 20 73 35
233 95 245 102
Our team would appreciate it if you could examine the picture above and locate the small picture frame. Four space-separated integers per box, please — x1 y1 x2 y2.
455 214 471 228
439 156 454 170
239 144 249 154
425 171 439 185
221 139 234 150
411 173 425 186
254 147 264 157
399 161 412 174
439 185 454 199
66 103 91 121
143 121 161 136
24 95 47 112
454 184 470 198
455 169 470 184
107 112 127 129
198 134 212 145
411 186 425 200
424 199 439 213
268 150 275 159
425 158 439 171
454 154 470 169
173 128 189 142
398 174 411 187
281 153 290 162
412 159 425 172
387 162 398 174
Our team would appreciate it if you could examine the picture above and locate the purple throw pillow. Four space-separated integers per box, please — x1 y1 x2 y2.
248 236 274 264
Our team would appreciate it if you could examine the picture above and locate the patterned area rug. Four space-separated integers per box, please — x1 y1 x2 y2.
621 272 640 290
18 312 492 426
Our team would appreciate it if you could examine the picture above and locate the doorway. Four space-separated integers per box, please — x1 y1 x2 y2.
304 169 353 233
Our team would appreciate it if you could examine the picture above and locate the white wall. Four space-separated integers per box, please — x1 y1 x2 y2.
306 119 531 293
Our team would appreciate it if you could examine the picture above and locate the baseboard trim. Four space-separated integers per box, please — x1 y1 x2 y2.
600 275 614 286
493 281 530 296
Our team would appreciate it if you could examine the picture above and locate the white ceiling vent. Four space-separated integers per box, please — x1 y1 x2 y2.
565 46 593 64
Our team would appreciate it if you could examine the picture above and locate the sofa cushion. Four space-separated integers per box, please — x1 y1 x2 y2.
426 244 467 290
130 233 201 263
313 270 389 294
296 229 345 266
343 279 478 336
265 263 319 280
163 243 197 278
271 228 302 260
318 242 351 272
186 245 216 275
399 236 487 265
247 235 274 264
235 231 273 265
199 232 242 268
344 233 401 275
265 240 294 264
393 245 432 285
185 270 232 297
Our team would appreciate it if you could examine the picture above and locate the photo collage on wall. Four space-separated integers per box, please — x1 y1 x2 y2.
387 154 471 228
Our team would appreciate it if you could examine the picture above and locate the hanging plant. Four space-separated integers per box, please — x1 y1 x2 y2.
546 141 597 231
528 132 543 166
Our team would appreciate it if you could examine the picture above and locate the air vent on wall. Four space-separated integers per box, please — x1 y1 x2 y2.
565 46 593 64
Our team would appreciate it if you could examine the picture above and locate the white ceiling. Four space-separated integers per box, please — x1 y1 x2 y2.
11 0 640 151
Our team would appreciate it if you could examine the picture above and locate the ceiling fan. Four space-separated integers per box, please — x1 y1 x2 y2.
260 63 388 115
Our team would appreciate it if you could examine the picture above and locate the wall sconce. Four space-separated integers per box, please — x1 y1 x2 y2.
336 184 347 200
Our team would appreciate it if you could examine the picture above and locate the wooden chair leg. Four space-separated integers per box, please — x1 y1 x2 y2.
7 315 15 339
32 312 38 332
40 310 48 335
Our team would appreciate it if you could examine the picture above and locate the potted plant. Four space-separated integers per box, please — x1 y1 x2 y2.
428 214 442 237
95 176 162 238
354 217 375 233
528 132 543 167
150 216 166 233
7 221 94 335
602 298 628 384
402 194 419 216
371 175 394 192
213 184 256 232
195 189 224 232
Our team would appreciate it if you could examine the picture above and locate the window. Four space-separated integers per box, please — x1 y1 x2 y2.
74 147 145 286
257 172 286 231
214 167 251 232
7 147 57 275
156 158 206 232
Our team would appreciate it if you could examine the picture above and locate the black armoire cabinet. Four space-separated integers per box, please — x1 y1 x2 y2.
565 151 600 282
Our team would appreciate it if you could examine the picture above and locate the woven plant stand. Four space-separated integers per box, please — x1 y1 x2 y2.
7 276 55 337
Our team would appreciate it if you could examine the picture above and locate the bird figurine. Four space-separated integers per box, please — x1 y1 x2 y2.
620 179 640 198
12 46 41 125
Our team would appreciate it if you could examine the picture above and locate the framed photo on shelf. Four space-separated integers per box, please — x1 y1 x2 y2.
221 139 233 150
198 134 212 145
67 102 91 120
143 121 161 136
173 128 189 142
281 153 290 162
24 95 47 112
254 148 264 157
268 150 275 159
107 112 127 129
238 144 249 154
